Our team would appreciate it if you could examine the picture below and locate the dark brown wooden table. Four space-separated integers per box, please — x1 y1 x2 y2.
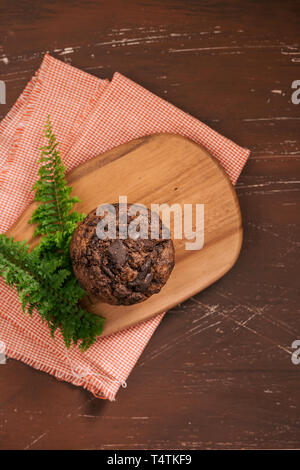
0 0 299 450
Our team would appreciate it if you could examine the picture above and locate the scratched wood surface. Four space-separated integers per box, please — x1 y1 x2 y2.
0 0 299 450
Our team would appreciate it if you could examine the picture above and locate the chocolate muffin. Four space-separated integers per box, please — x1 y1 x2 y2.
70 204 175 305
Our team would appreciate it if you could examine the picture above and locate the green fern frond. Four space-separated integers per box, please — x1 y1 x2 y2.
29 115 85 242
0 117 105 351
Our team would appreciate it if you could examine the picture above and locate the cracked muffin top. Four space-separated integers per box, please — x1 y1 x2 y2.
70 204 175 306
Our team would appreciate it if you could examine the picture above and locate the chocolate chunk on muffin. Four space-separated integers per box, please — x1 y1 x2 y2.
70 203 175 305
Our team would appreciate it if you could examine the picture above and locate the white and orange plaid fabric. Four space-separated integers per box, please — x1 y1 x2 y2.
0 54 250 400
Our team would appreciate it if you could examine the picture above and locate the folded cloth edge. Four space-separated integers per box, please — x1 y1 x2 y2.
0 53 250 401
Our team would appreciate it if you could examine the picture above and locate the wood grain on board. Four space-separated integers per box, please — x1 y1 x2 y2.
8 134 242 336
0 0 299 451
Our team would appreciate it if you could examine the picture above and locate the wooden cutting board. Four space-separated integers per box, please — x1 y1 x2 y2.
8 134 242 336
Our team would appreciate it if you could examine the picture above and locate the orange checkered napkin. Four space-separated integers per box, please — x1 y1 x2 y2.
0 54 250 400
